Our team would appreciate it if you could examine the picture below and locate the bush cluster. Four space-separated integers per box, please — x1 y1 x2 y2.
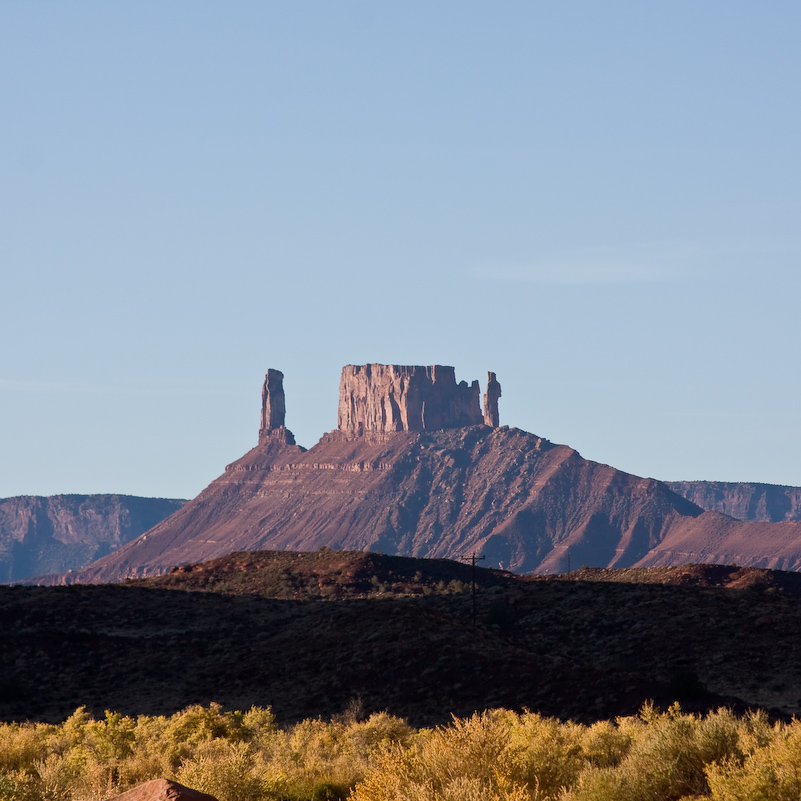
2 702 801 800
0 704 409 801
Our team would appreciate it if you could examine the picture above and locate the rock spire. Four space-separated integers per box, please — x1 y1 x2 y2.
259 369 295 445
483 371 502 428
259 364 499 444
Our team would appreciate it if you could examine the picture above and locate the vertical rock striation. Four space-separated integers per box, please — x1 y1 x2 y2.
336 364 502 437
337 364 484 437
259 369 295 445
483 371 502 428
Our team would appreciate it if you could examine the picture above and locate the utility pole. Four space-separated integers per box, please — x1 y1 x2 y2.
460 552 486 629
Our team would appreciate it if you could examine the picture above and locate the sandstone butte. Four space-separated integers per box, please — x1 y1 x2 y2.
48 364 801 585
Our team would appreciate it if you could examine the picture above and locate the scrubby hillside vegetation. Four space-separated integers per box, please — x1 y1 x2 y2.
135 549 801 599
135 548 511 599
2 702 801 801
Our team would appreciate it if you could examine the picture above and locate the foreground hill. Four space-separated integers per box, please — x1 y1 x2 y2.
140 548 801 598
45 365 801 584
0 494 185 583
4 549 801 727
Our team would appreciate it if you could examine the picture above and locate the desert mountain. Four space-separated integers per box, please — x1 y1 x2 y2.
47 364 801 584
0 494 185 583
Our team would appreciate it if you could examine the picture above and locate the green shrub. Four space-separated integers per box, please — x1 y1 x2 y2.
0 722 49 774
263 712 412 800
0 770 42 801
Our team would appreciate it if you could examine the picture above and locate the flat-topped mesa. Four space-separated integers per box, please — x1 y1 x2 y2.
258 369 296 445
337 364 500 437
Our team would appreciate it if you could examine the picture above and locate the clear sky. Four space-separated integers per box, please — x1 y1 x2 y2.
2 1 800 500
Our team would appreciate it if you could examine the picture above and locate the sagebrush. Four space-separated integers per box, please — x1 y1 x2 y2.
1 702 800 800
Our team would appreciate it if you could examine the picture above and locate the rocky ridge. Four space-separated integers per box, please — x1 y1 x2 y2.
667 481 801 523
0 495 185 583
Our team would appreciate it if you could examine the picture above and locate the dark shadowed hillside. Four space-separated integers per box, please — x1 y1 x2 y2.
141 548 512 598
4 549 801 727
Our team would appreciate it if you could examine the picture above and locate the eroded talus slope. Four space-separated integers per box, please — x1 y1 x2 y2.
55 425 712 582
633 512 801 572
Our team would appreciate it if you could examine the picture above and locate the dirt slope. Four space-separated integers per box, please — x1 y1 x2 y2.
45 425 801 584
50 427 714 582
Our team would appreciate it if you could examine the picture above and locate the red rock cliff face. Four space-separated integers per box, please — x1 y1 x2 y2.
337 364 484 437
54 424 711 582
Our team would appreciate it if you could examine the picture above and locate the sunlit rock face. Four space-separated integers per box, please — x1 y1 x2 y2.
336 364 487 437
483 371 502 428
258 369 295 446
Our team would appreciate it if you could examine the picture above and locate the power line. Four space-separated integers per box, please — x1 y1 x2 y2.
459 552 485 629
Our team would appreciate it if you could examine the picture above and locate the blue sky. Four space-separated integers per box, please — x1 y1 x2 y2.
2 1 800 499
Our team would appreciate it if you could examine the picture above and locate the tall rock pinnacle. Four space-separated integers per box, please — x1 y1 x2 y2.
484 371 501 428
259 369 295 445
